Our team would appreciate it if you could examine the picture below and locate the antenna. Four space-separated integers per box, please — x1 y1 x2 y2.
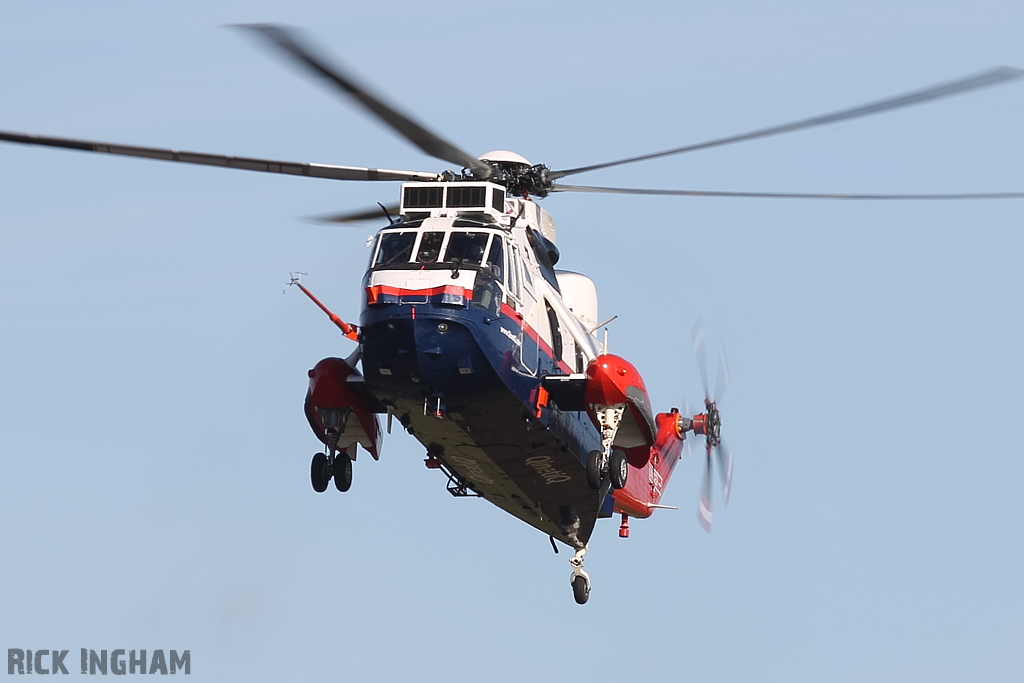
285 272 359 341
587 315 618 335
284 271 307 294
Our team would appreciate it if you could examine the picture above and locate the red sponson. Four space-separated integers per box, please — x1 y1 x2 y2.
583 354 648 406
304 357 381 460
307 357 357 408
584 354 655 467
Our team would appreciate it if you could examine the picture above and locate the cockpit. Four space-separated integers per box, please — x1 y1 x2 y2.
372 225 506 279
368 221 515 316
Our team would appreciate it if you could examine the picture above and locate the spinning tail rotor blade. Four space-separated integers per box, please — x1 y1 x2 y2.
692 318 710 399
236 24 491 178
698 447 714 533
550 184 1024 200
690 321 731 529
715 342 731 403
715 441 733 506
549 66 1024 180
0 131 440 182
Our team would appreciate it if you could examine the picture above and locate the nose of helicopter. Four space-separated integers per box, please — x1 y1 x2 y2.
360 316 494 401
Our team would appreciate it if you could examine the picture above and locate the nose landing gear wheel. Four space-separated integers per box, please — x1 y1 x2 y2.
568 544 591 604
571 574 590 605
334 455 353 492
310 452 329 493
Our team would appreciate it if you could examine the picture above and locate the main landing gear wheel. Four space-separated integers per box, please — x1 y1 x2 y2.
609 449 628 490
310 452 329 493
586 450 605 490
587 449 627 490
334 455 353 492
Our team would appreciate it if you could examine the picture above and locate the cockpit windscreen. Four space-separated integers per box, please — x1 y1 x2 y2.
445 232 490 265
374 231 417 267
373 229 499 269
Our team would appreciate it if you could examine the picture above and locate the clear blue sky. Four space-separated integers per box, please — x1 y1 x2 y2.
2 2 1022 681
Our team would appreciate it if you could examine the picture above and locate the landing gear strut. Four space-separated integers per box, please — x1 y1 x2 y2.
569 545 591 605
586 404 630 491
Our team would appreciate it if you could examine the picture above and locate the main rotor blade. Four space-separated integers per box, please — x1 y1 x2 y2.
237 24 491 178
551 184 1024 200
0 130 441 183
549 66 1024 179
310 203 401 224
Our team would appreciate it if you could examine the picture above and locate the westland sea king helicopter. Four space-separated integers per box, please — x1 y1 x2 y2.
4 25 1023 604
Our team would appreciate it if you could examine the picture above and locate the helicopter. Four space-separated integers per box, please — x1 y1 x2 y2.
2 24 1022 605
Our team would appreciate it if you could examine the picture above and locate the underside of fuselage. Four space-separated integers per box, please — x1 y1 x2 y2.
360 300 605 548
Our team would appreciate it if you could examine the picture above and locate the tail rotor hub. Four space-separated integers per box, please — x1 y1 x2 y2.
689 399 721 447
704 398 722 448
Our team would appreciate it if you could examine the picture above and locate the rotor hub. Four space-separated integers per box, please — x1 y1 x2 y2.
704 399 722 447
473 160 552 198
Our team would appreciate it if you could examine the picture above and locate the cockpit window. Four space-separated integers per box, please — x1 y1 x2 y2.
486 236 504 281
374 231 416 267
373 228 506 270
445 232 489 265
416 231 445 263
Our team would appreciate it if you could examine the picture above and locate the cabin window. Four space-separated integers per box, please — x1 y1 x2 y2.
520 257 533 288
485 235 505 282
445 232 490 265
374 231 417 267
507 245 521 299
416 231 445 263
545 301 563 363
471 268 502 315
516 237 533 288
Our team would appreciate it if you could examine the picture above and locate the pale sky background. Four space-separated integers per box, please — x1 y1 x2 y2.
1 2 1023 681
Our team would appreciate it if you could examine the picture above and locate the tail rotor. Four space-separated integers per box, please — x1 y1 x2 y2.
689 319 734 532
